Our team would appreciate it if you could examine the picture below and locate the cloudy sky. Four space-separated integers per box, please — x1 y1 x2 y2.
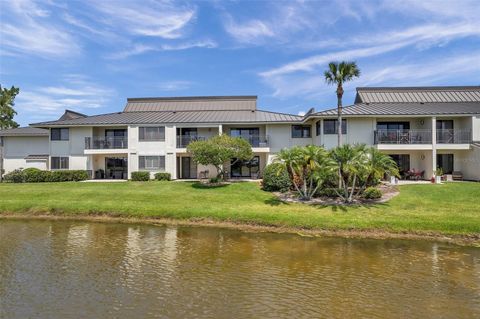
1 0 479 125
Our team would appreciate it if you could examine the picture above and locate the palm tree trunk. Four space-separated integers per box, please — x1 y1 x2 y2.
337 84 344 147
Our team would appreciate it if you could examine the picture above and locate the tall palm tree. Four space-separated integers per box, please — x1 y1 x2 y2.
324 61 360 146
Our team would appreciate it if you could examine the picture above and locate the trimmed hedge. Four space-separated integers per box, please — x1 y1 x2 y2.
363 187 383 199
154 172 171 181
3 169 25 183
2 169 89 183
262 163 292 193
131 171 150 181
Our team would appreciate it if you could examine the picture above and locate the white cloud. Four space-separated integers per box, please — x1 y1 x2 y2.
224 17 275 44
157 80 192 91
89 0 196 39
106 40 217 59
261 51 480 99
16 75 115 122
0 0 80 57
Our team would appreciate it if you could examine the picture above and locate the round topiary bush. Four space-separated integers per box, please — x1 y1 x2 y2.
363 187 383 200
262 163 292 193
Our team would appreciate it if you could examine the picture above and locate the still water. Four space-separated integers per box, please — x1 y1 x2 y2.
0 219 479 319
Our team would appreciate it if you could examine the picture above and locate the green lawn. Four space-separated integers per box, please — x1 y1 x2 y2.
0 181 479 236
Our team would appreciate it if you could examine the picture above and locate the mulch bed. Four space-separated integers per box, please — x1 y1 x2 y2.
274 183 399 206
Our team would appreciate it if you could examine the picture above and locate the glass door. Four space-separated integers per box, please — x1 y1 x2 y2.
231 156 260 178
105 129 127 148
179 157 197 179
230 128 260 146
436 120 454 143
437 154 454 174
105 157 128 179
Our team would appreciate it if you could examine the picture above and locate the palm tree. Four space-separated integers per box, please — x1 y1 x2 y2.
363 148 399 187
330 144 367 203
324 61 360 146
276 145 335 200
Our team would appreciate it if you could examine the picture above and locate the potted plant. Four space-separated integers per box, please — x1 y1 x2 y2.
435 167 443 184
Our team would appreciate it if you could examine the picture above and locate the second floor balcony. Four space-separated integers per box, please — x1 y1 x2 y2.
235 135 269 147
177 135 206 148
374 129 471 145
85 136 128 149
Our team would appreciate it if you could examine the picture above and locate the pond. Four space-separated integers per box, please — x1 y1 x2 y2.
0 220 479 318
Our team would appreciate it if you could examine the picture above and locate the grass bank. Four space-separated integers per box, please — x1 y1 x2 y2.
0 181 479 243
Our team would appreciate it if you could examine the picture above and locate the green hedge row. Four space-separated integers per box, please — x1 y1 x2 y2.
131 172 172 181
3 168 89 183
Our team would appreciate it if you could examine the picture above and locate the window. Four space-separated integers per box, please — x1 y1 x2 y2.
316 121 321 136
139 127 165 141
376 122 410 131
291 125 311 138
51 157 69 169
323 119 347 134
51 128 69 141
139 156 165 171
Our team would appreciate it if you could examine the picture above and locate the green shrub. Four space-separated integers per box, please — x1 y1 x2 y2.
316 187 342 198
154 172 171 181
3 169 25 183
262 163 291 192
131 171 150 181
209 177 220 184
45 170 89 182
23 168 48 183
363 187 383 200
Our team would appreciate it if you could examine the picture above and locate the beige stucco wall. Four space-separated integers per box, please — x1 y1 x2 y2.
2 136 49 173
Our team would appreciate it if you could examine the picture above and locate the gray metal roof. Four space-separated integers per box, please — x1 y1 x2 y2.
355 86 480 103
310 102 480 117
124 96 257 112
31 109 303 127
0 127 49 137
58 109 87 121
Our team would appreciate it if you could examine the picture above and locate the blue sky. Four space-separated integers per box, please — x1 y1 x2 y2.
1 0 479 126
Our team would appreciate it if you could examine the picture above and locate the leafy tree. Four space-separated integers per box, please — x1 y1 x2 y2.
187 134 253 180
0 85 20 130
276 145 335 200
324 61 360 146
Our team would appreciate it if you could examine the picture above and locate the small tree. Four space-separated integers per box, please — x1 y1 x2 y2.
187 134 253 180
0 85 20 130
276 145 335 200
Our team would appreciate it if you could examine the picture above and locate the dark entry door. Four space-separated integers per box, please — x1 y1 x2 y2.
389 154 410 177
105 157 128 179
177 157 197 179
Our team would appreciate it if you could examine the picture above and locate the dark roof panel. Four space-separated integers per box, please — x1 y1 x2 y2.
124 96 257 112
0 127 49 137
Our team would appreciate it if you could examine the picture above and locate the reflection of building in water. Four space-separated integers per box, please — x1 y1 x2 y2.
66 224 91 250
163 227 178 264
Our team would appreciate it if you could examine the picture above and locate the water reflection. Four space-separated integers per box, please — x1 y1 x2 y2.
0 220 479 319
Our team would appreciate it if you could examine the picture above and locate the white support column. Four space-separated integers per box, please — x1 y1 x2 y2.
432 116 437 177
320 119 324 147
218 124 223 135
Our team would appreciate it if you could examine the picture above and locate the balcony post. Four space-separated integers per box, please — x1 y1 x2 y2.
218 125 223 135
432 117 437 176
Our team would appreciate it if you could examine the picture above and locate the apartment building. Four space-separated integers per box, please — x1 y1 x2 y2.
1 86 479 181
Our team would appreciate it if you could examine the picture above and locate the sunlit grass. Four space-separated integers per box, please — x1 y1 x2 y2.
0 181 479 235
